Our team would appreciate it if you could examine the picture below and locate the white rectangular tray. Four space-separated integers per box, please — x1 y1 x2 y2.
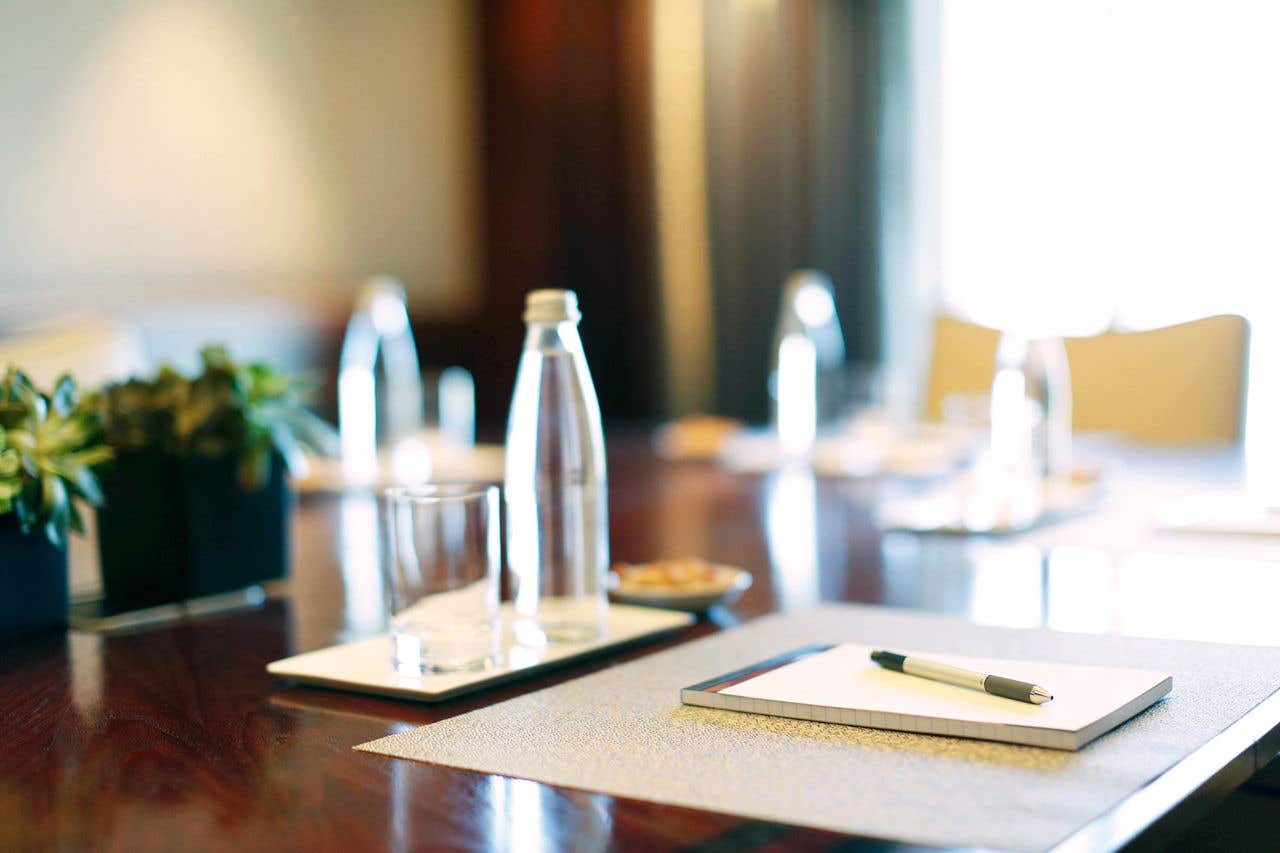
267 603 695 702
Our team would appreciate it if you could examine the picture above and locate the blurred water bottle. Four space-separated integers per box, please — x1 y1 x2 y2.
989 333 1072 479
770 270 846 456
337 277 427 481
504 290 609 645
436 366 476 447
338 277 427 484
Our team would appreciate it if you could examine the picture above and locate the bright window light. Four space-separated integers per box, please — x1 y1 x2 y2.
939 1 1280 473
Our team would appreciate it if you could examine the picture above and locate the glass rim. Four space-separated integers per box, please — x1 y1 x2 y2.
384 481 497 505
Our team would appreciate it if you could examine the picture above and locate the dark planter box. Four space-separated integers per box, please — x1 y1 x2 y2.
0 513 69 636
97 451 290 610
96 451 189 608
183 454 289 597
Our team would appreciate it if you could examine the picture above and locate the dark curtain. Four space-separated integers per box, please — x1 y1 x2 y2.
409 1 658 430
704 0 899 423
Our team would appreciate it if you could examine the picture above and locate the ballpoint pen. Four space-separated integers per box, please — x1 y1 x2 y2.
871 650 1054 705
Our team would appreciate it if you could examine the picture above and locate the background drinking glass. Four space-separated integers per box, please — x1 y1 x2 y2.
384 483 501 674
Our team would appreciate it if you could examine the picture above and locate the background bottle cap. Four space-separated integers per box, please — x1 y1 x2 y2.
524 289 581 324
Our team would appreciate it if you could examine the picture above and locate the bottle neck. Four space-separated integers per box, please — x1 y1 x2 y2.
523 320 584 354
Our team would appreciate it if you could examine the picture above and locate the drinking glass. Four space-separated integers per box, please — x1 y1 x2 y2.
383 483 501 674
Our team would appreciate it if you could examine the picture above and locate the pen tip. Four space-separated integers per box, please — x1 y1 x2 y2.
1030 686 1054 705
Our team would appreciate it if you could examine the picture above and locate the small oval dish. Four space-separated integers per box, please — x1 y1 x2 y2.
607 559 753 612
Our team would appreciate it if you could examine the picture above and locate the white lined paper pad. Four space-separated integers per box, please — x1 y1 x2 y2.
690 644 1169 750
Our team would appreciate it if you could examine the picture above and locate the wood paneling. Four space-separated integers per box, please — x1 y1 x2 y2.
432 0 659 428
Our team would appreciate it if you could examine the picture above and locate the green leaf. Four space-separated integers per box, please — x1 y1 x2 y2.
65 446 113 470
238 444 271 490
200 345 232 372
51 411 92 441
267 421 305 476
68 498 85 535
0 368 110 544
286 407 341 456
13 485 36 533
71 465 104 506
11 371 46 423
42 471 65 514
6 427 34 454
50 374 77 418
44 515 65 549
175 393 220 440
0 449 19 478
92 344 329 493
17 442 40 478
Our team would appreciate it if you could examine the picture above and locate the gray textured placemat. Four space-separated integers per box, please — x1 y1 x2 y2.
358 604 1280 851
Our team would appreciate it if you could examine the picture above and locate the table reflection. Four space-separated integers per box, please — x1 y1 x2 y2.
488 777 546 853
487 776 612 853
1044 547 1115 634
69 631 104 715
762 466 820 611
882 535 1280 647
338 494 388 641
966 543 1046 629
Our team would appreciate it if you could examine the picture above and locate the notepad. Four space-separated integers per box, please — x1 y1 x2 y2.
681 643 1172 750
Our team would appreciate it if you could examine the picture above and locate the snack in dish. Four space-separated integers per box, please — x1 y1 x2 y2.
654 416 744 460
614 558 731 593
609 558 752 611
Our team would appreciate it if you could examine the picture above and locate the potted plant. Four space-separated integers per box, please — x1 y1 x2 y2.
90 346 337 609
0 370 111 635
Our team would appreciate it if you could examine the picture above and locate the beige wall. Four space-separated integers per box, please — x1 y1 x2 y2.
0 0 477 332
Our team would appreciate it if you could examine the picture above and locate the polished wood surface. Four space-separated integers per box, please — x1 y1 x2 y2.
3 439 1279 851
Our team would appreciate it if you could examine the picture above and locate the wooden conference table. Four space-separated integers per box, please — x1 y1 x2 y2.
3 437 1280 851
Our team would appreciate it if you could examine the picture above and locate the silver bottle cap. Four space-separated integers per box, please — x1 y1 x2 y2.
524 289 581 324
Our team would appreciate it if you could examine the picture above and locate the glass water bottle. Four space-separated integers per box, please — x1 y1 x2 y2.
990 333 1072 479
770 270 846 457
504 290 609 645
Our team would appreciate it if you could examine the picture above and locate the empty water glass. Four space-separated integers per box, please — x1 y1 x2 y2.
384 483 501 674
